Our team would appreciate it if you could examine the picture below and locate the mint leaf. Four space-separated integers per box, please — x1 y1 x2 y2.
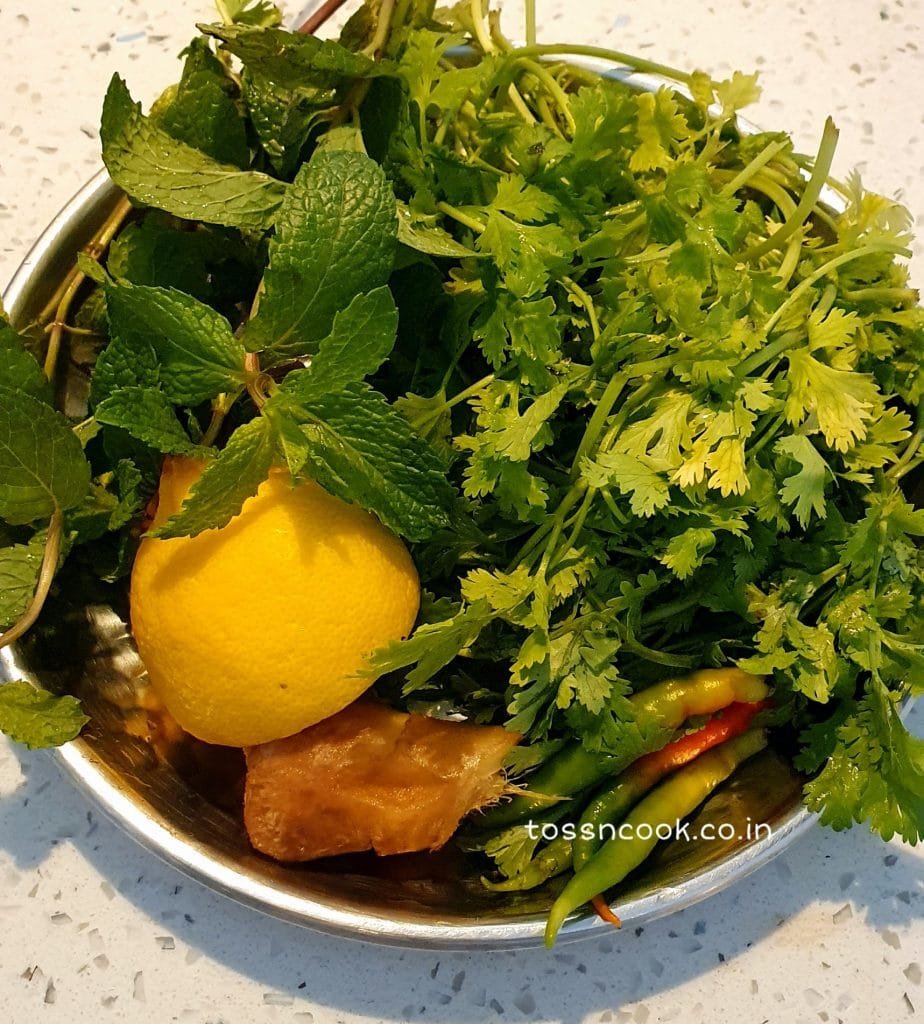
90 327 160 409
0 681 87 749
101 74 285 231
157 39 250 167
243 70 330 178
0 318 51 404
245 150 397 361
268 381 453 541
107 213 237 300
0 387 91 525
0 535 44 628
150 417 275 538
286 287 398 395
95 387 198 455
201 23 391 89
104 281 247 405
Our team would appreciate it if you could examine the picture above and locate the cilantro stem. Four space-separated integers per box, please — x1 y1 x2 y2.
743 117 839 261
891 456 923 483
537 482 588 578
508 44 695 87
0 507 63 652
506 83 539 125
746 411 786 459
641 592 701 628
843 286 918 305
437 201 487 234
361 0 396 57
470 0 495 54
534 95 567 138
560 486 596 555
445 373 496 409
744 170 797 218
524 0 537 47
886 424 924 481
737 241 912 378
570 371 626 475
601 489 628 524
513 58 576 136
561 276 600 339
718 139 791 199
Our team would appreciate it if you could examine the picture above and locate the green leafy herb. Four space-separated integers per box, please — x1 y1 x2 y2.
103 280 247 405
0 318 52 404
95 387 199 455
0 534 45 629
101 74 285 231
156 38 250 167
267 381 453 541
150 416 276 539
0 388 91 525
0 681 88 749
201 23 392 89
291 286 398 394
245 150 397 360
4 3 923 841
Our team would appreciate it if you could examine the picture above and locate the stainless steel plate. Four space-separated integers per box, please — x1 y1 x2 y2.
1 67 826 949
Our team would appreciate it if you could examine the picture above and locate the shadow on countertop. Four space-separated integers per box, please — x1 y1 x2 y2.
0 705 921 1024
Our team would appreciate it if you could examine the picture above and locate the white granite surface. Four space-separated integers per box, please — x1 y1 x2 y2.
1 1 922 1021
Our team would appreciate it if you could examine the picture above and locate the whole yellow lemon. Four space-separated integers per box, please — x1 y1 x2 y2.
130 458 420 747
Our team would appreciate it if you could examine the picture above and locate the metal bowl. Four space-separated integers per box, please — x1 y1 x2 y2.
1 68 825 948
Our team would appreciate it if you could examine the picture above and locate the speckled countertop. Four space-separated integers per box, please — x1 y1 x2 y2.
1 1 922 1021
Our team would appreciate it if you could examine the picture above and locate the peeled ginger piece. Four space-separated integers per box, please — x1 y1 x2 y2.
244 699 520 861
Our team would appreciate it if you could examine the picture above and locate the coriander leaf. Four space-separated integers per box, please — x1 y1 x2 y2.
785 349 882 452
215 0 282 28
581 451 671 517
804 681 924 843
245 150 397 361
101 74 285 231
483 822 543 879
95 387 199 455
0 681 87 749
150 417 275 538
104 281 246 405
157 38 250 167
0 318 51 404
289 287 398 395
0 387 91 525
269 381 453 541
0 535 44 628
660 526 717 579
477 210 570 299
201 23 391 88
394 390 454 460
776 433 832 528
366 600 493 690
